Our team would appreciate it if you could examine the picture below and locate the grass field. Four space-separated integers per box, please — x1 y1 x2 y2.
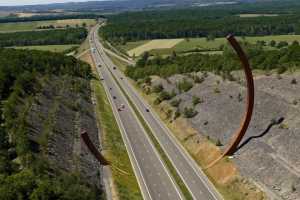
11 44 79 53
0 19 96 32
120 35 300 57
238 14 279 18
127 39 183 56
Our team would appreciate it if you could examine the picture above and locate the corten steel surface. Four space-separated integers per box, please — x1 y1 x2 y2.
206 35 255 168
81 131 110 166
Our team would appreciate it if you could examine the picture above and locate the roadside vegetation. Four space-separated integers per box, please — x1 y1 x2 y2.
80 50 142 200
92 74 143 200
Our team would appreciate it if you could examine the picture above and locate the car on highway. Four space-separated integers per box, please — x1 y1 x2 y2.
118 104 125 112
113 96 117 99
113 67 116 70
146 108 150 112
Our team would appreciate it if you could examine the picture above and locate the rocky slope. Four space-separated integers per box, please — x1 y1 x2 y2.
26 75 102 188
151 72 300 200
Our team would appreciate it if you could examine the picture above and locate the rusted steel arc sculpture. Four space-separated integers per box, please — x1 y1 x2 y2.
81 131 110 166
206 35 255 169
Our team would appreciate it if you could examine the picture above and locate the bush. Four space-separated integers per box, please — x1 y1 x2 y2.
174 109 181 120
193 75 205 84
277 66 287 74
192 96 202 106
170 99 181 107
159 91 172 101
291 78 297 85
183 107 198 118
152 84 164 93
277 41 289 48
177 79 193 92
144 76 152 85
154 98 162 105
216 139 223 146
269 40 276 47
214 88 221 94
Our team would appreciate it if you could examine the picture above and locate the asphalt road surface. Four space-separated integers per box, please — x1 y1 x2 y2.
90 25 184 200
91 24 223 200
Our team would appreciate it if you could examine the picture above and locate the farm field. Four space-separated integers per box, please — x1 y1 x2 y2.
10 44 79 52
127 39 183 56
238 14 279 18
0 18 96 32
120 35 300 57
117 40 148 51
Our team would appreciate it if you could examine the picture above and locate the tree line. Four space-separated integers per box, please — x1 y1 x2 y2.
125 42 300 80
0 48 99 199
0 28 87 47
100 4 300 44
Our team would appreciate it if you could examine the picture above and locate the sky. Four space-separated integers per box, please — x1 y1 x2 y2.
0 0 100 6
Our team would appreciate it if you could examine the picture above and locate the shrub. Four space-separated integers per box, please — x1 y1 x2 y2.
170 99 181 107
277 41 289 48
269 40 276 47
153 98 162 105
152 84 164 93
174 109 181 120
144 76 152 85
159 91 172 101
177 79 193 92
166 109 173 119
192 96 202 106
216 139 223 146
214 88 221 94
291 78 297 85
183 107 198 118
277 66 287 74
194 75 205 84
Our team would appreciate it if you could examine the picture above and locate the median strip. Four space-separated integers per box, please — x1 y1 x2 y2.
81 51 143 200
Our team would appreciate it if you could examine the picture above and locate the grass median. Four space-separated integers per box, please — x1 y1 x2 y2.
80 48 143 200
92 76 143 200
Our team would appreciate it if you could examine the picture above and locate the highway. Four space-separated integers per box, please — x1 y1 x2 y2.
89 25 184 200
91 24 223 200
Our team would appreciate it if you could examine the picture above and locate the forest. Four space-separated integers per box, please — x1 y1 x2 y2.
0 48 99 200
100 1 300 44
0 28 87 47
125 41 300 80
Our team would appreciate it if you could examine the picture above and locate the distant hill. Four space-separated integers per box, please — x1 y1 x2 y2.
0 0 297 13
0 0 239 12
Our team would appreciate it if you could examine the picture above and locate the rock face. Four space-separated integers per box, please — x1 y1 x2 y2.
152 72 300 200
26 76 102 188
